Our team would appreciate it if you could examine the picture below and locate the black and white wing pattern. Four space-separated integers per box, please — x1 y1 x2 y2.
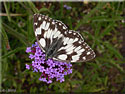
33 14 95 63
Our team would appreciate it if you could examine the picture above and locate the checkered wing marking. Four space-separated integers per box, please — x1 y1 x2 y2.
34 14 95 63
33 14 66 52
54 29 96 62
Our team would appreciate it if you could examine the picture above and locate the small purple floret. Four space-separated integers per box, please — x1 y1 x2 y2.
26 42 72 84
26 47 31 53
26 64 30 70
64 4 72 10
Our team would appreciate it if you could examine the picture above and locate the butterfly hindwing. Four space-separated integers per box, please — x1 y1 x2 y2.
33 14 95 63
54 30 95 62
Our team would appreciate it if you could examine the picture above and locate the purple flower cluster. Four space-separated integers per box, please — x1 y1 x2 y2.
26 42 72 84
64 4 72 10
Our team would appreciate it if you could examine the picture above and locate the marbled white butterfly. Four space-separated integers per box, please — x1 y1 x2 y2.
33 14 95 62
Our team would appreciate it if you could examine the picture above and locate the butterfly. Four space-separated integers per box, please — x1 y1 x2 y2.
33 14 95 63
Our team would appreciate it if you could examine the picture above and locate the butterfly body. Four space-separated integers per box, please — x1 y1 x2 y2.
33 14 95 63
46 37 63 58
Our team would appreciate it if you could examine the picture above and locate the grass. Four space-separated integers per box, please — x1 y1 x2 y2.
1 1 125 93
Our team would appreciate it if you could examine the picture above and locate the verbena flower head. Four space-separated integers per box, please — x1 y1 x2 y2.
26 42 72 84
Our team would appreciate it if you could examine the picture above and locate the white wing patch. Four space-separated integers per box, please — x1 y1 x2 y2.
47 29 52 39
54 31 61 38
38 17 41 20
77 49 85 54
35 21 47 36
67 50 73 54
71 55 80 62
39 38 46 48
58 54 67 60
45 22 50 30
87 52 90 55
63 37 70 45
83 57 86 60
67 38 74 44
44 31 47 38
58 44 72 51
74 46 82 52
35 28 41 36
73 38 78 43
66 45 74 52
41 21 46 29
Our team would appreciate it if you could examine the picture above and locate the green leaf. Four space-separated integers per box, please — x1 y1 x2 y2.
2 23 29 46
104 76 108 86
2 47 25 59
39 8 51 14
88 16 124 22
75 3 106 30
1 27 11 50
3 2 11 22
104 42 123 59
76 71 83 79
19 2 33 14
88 87 105 92
110 60 125 74
100 22 114 38
27 2 39 13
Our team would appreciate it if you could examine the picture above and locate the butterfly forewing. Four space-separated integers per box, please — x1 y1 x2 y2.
33 14 95 63
34 14 58 52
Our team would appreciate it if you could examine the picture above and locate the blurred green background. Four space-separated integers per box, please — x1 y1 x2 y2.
1 1 125 93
